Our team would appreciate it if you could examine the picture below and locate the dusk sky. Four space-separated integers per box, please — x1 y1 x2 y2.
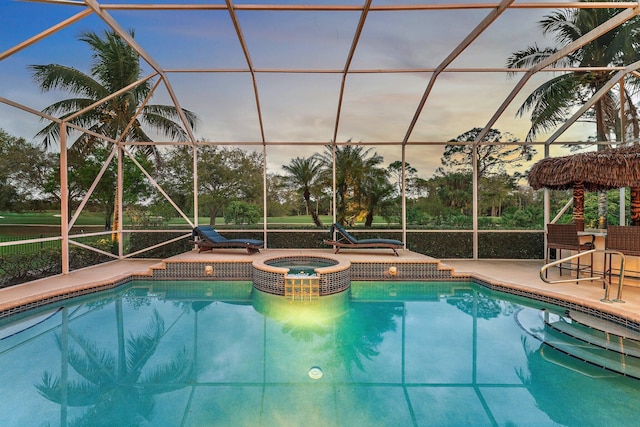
1 1 603 178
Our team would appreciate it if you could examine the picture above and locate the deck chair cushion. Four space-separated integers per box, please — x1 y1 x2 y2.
324 223 403 256
192 226 264 254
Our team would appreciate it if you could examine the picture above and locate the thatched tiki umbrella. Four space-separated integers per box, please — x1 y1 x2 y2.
528 145 640 229
528 154 588 230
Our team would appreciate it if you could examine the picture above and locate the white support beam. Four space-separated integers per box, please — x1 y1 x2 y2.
225 0 267 144
60 123 69 274
402 0 516 145
332 0 372 144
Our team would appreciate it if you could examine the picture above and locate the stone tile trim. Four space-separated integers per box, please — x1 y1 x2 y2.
1 259 639 335
252 255 349 296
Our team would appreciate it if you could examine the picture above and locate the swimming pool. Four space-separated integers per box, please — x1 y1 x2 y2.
1 280 639 426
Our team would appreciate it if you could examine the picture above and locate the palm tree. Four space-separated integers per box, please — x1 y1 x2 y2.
507 2 640 227
319 144 386 225
360 167 396 227
282 156 324 226
30 29 198 230
507 3 640 143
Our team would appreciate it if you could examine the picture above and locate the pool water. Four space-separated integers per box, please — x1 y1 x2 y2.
1 280 640 426
284 265 318 275
266 259 335 276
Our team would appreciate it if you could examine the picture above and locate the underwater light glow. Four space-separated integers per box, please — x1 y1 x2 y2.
308 366 323 379
252 289 349 326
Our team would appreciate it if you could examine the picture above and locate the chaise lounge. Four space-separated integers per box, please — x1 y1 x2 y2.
192 226 264 254
323 223 404 256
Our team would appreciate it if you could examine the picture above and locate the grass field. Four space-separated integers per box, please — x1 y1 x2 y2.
0 211 398 241
0 212 380 240
0 211 108 226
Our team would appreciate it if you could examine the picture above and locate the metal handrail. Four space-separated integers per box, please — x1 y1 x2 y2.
539 249 626 303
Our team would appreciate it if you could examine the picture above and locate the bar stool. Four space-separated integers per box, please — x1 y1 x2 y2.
545 223 595 279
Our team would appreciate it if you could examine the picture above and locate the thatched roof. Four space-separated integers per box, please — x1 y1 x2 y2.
528 144 640 191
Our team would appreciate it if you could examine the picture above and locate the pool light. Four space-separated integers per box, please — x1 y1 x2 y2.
308 366 323 379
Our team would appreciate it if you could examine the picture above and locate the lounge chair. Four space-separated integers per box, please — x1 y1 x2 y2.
192 226 264 254
323 223 403 256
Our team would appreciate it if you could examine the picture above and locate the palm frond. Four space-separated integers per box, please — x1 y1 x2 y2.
139 112 189 141
143 105 198 139
80 30 147 94
125 309 165 380
515 74 580 141
28 64 106 99
35 371 104 406
60 332 117 385
540 9 579 45
35 99 105 148
145 105 198 129
506 45 549 71
139 348 193 394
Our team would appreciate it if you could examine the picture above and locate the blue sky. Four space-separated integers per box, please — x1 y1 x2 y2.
1 1 600 177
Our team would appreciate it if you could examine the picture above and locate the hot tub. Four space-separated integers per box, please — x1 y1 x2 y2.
252 255 350 297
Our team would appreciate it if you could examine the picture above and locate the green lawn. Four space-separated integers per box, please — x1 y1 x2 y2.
0 211 105 226
167 215 336 226
0 212 394 240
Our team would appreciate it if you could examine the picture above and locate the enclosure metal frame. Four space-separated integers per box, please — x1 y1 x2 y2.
1 1 640 273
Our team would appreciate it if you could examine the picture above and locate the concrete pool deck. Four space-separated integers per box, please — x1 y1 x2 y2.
1 248 640 325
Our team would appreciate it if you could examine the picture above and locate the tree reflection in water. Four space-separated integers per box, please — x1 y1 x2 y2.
280 302 403 376
447 288 518 319
35 307 192 427
328 302 403 375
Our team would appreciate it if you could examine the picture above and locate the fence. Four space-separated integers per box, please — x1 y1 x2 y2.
0 236 62 255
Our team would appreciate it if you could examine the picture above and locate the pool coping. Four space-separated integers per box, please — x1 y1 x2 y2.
1 250 639 334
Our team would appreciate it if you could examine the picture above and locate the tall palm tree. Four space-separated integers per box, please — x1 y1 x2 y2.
507 1 640 227
319 144 386 225
282 156 324 226
30 29 198 230
507 3 640 143
360 166 396 227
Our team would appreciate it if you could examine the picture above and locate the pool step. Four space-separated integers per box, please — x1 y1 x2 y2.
517 308 640 379
545 316 640 359
541 326 640 378
567 310 640 342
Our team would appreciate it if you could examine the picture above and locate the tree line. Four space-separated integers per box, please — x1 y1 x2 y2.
2 1 639 231
1 125 550 229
